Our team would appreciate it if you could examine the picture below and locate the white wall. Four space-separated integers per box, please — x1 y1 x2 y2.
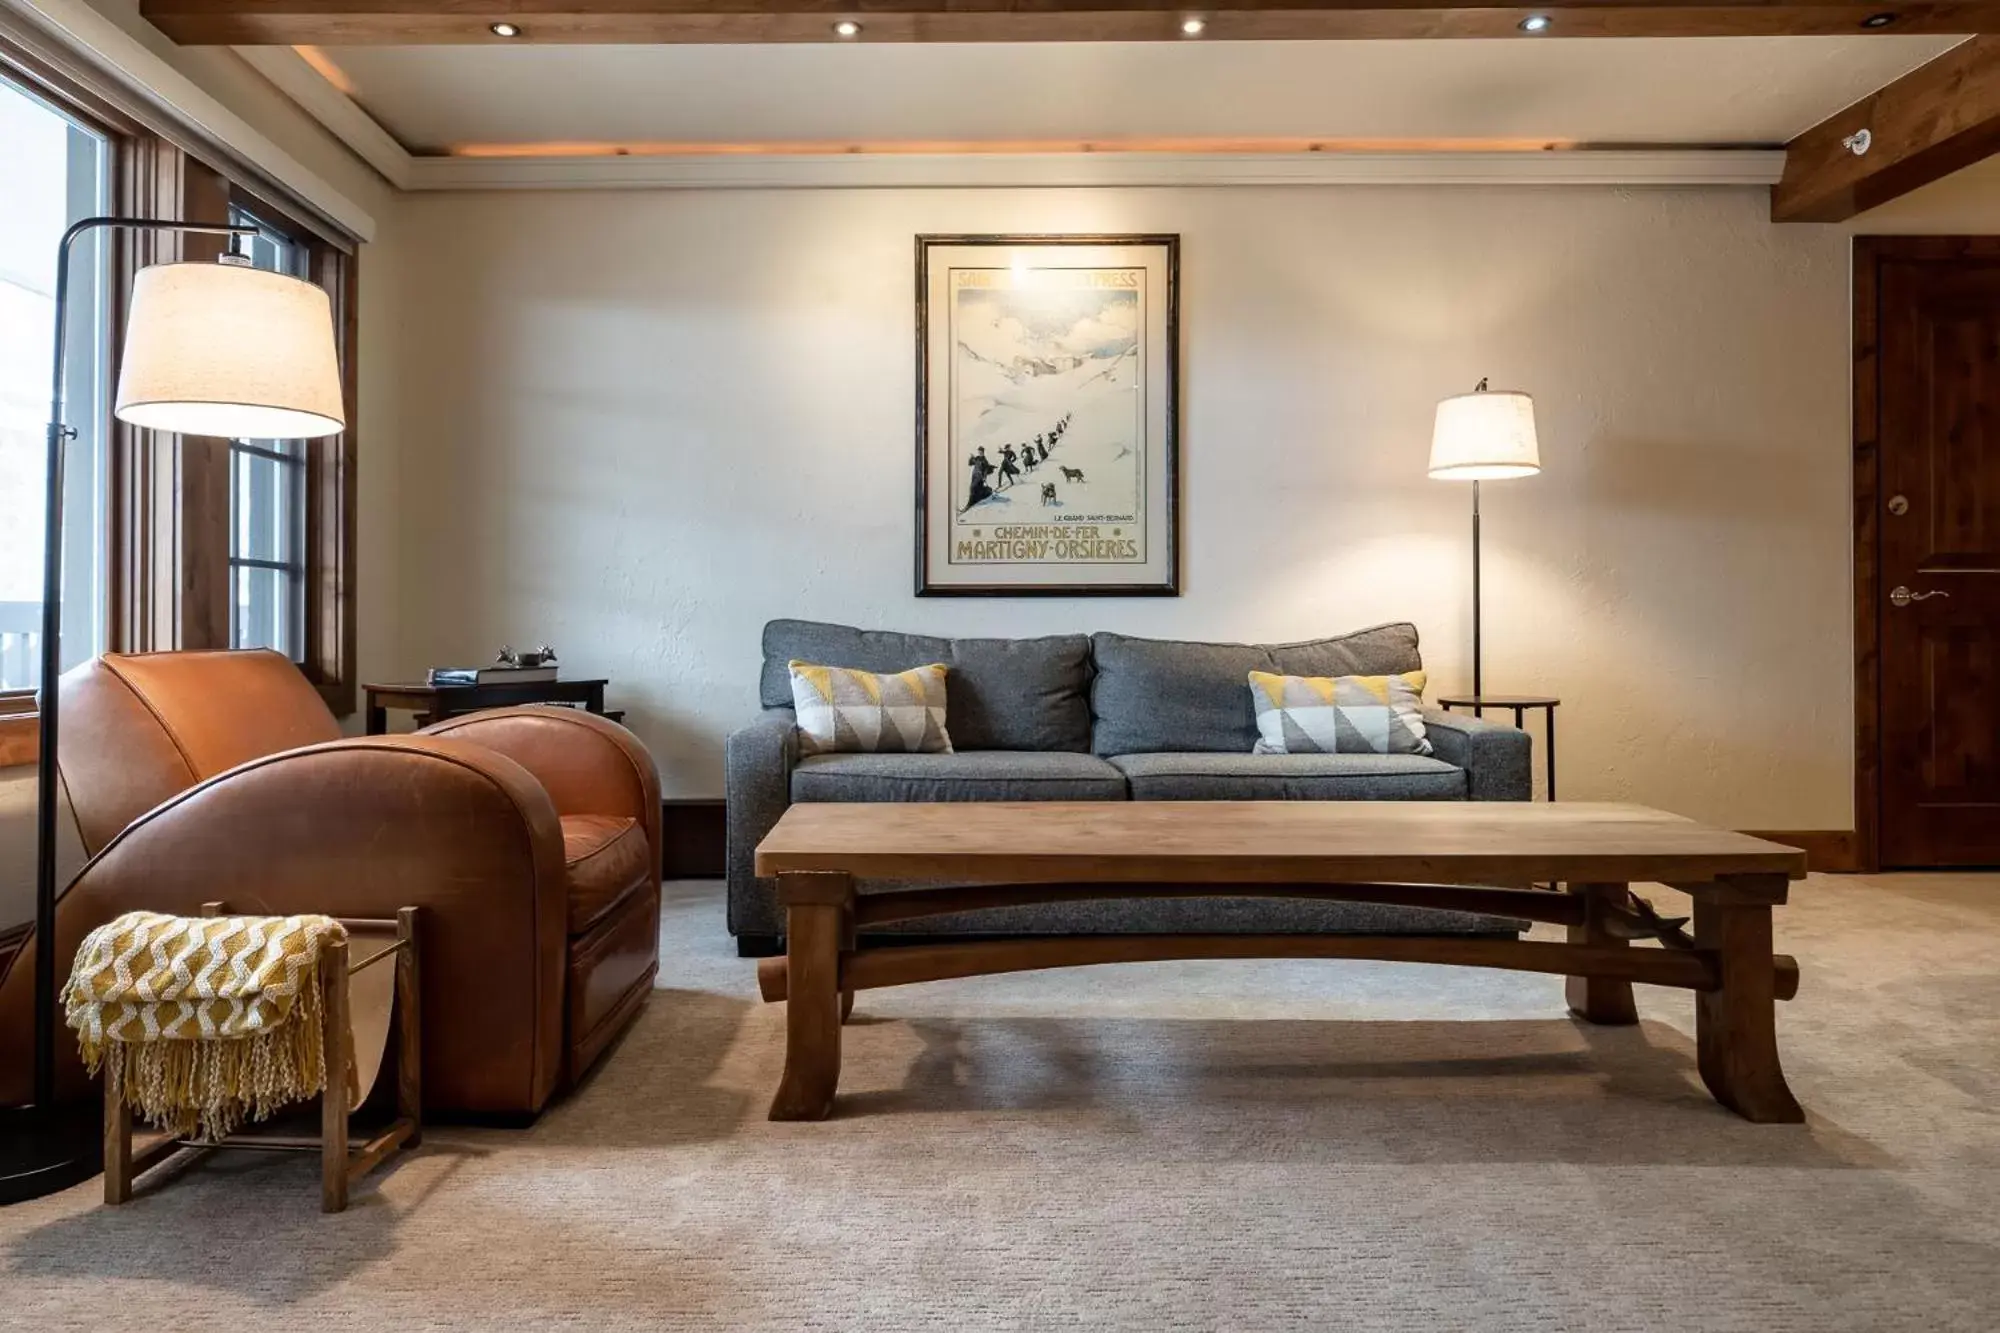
390 184 1855 828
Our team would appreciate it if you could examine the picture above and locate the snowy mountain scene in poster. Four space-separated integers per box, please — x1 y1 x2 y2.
947 266 1147 566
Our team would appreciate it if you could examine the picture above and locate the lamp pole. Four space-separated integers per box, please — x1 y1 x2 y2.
1467 375 1489 706
3 217 258 1206
1471 477 1482 703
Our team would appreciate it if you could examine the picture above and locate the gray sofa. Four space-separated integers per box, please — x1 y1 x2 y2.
726 618 1532 954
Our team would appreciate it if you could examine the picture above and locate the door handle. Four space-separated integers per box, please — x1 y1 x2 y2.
1889 585 1951 608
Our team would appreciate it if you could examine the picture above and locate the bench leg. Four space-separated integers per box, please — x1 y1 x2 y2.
770 873 851 1121
322 940 351 1213
103 1062 131 1206
1694 896 1803 1124
1565 882 1639 1025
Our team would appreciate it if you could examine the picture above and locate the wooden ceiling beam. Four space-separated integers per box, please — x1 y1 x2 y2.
140 1 2000 47
1774 36 2000 221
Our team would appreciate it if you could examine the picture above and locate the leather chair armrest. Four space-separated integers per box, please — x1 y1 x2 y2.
0 734 570 1116
422 707 662 864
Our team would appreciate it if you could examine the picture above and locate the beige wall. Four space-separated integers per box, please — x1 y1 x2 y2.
389 184 1855 828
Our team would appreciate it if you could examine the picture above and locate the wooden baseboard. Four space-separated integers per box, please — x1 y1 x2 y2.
1739 830 1862 874
662 797 726 879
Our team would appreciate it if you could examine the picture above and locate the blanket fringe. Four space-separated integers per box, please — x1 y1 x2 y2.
82 955 349 1141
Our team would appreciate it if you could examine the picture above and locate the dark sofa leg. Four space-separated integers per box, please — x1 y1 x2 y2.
736 933 783 959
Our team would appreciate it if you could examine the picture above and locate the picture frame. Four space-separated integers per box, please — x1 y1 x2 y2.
915 233 1180 597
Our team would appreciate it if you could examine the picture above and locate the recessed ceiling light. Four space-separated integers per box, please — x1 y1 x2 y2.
1181 17 1207 35
1518 14 1552 31
833 19 861 38
489 22 520 38
1861 11 1898 25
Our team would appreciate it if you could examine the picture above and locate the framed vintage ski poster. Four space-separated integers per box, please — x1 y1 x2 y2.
916 234 1180 596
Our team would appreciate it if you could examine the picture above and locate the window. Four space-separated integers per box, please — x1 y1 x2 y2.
224 203 309 658
0 31 361 719
0 70 110 695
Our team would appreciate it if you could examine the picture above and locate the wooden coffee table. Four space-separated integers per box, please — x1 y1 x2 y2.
753 801 1808 1124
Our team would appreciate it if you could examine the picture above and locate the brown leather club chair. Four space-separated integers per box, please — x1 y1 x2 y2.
0 649 661 1119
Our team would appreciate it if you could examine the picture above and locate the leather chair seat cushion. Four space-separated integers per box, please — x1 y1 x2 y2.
562 814 652 934
566 879 659 1080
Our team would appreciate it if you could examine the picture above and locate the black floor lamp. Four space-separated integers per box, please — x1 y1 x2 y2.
0 217 346 1205
1427 378 1543 699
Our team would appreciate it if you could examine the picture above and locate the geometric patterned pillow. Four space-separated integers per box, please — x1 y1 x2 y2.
1247 669 1432 756
789 659 954 756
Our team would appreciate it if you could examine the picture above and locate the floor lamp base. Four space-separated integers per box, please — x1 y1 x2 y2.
0 1105 102 1205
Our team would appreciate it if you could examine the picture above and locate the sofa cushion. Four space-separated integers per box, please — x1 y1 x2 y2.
762 619 1091 752
792 751 1128 803
561 814 653 935
1091 624 1426 755
1108 752 1467 801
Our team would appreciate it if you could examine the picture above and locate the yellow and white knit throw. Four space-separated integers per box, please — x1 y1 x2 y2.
63 911 351 1139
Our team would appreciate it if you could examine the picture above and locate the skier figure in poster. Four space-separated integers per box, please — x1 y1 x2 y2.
964 447 995 511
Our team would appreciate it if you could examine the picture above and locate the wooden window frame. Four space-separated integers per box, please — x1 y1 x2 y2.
0 31 361 722
216 183 360 716
0 40 138 741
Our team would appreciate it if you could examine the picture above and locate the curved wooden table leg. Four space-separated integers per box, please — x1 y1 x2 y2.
770 872 852 1121
1566 882 1639 1025
1694 891 1803 1123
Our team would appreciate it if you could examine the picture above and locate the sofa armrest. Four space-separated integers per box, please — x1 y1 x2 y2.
725 707 797 938
1422 709 1532 802
0 734 570 1116
424 706 663 870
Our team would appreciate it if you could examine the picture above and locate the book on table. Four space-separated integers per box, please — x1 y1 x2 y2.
426 666 559 686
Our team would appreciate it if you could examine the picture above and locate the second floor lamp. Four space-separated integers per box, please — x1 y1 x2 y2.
1428 379 1542 699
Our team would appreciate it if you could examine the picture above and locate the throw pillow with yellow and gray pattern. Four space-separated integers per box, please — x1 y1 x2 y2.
1247 669 1432 756
789 659 953 756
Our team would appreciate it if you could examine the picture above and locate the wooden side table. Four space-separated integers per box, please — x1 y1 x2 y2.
1438 694 1559 799
363 678 619 734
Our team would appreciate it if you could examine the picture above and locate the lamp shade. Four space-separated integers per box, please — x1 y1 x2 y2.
1428 388 1541 481
114 259 345 439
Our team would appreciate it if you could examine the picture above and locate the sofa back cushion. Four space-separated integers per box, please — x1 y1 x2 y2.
761 619 1092 752
1090 624 1426 755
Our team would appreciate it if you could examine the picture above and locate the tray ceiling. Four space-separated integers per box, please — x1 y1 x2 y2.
302 37 1958 156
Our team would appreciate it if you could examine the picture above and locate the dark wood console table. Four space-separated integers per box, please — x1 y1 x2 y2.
363 678 617 734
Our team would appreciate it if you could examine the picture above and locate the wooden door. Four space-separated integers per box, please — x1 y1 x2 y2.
1867 239 2000 867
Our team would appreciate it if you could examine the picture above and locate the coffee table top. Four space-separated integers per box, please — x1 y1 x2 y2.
754 801 1806 888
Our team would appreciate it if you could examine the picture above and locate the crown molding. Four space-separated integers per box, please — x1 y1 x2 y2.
403 148 1787 192
1 0 376 240
232 44 412 191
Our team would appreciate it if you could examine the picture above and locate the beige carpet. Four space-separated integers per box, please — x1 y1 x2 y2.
3 873 1997 1330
